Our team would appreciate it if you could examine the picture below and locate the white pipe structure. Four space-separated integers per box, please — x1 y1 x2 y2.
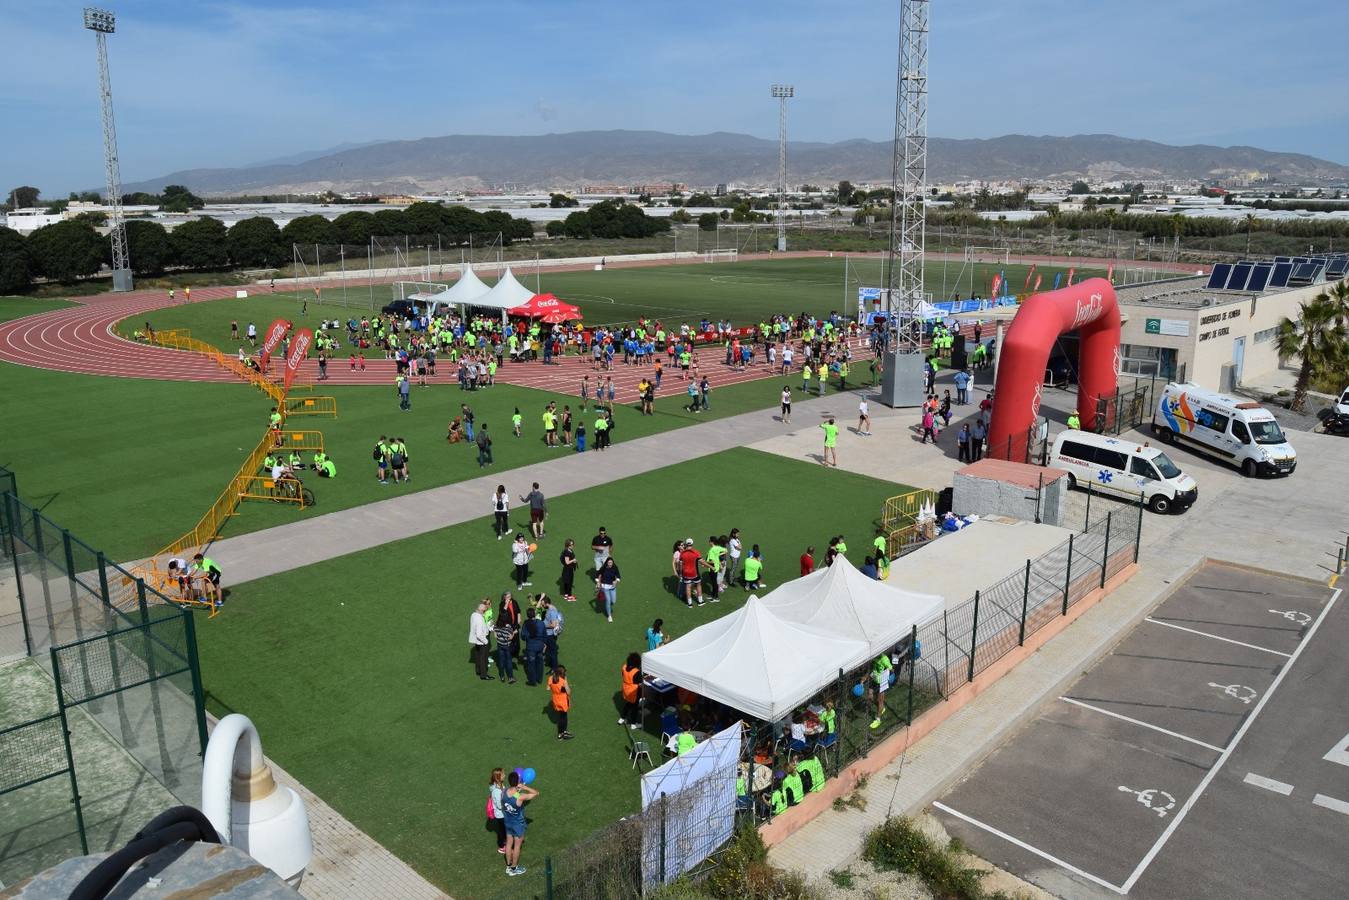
202 713 313 886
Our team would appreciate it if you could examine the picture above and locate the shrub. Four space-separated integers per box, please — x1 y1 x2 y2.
863 816 989 900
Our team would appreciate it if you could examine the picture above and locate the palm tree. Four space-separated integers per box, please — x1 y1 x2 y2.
1274 293 1347 411
1243 213 1258 255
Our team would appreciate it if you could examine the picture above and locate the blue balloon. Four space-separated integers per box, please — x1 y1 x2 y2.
523 767 537 785
889 671 898 686
852 683 865 697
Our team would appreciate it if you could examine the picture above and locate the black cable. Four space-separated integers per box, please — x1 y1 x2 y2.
70 806 221 900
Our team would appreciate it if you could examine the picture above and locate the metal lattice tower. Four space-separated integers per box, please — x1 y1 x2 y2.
771 84 794 252
84 7 133 291
886 0 928 353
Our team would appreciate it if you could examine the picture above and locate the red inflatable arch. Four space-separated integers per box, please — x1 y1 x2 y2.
986 277 1120 457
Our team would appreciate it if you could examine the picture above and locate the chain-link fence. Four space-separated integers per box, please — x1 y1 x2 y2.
0 480 207 886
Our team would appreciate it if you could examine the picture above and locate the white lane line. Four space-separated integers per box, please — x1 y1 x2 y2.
1323 732 1349 767
1312 794 1349 816
1143 617 1292 657
1243 773 1294 796
931 801 1126 895
1060 697 1225 753
1122 588 1341 892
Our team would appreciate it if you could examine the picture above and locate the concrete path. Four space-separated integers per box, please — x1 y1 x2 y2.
767 423 1347 878
211 385 923 585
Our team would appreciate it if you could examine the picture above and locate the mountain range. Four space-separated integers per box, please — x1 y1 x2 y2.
121 131 1349 196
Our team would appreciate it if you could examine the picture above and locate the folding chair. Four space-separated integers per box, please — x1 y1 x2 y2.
628 731 653 771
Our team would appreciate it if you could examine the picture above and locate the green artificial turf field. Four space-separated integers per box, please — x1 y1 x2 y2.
0 296 77 322
115 256 1107 342
0 358 808 560
195 447 911 898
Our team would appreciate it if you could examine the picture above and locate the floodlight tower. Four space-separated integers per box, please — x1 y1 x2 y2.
84 7 133 291
771 84 794 252
879 0 929 407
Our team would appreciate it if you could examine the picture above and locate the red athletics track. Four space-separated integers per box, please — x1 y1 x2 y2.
0 251 1199 395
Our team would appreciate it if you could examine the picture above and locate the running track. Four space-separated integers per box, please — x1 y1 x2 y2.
0 251 1197 397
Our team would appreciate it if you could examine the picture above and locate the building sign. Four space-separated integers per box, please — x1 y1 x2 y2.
1145 318 1190 337
1196 309 1242 342
858 287 882 303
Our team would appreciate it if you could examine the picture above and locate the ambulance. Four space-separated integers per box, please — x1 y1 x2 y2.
1152 382 1296 477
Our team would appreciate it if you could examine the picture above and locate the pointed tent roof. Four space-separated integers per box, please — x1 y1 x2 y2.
758 555 944 658
474 267 537 310
433 265 491 305
641 596 868 721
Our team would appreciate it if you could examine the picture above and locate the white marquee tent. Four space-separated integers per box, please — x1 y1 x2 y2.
758 555 944 658
474 267 536 310
642 597 868 722
431 264 491 305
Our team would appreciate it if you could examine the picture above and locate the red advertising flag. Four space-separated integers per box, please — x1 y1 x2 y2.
259 318 292 370
1033 273 1043 292
990 273 1003 299
1023 264 1036 292
1107 263 1115 283
1066 267 1076 287
284 328 313 393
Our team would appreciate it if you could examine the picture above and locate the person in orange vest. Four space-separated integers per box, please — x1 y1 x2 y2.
549 666 573 741
619 653 641 729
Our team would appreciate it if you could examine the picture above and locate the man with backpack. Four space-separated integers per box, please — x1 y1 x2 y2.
476 422 494 468
373 436 392 484
390 437 409 483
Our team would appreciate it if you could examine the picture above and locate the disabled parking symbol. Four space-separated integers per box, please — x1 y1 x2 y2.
1118 785 1176 818
1208 682 1258 704
1268 608 1311 626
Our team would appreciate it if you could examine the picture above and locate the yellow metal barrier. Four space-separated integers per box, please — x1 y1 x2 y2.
274 430 326 455
284 395 338 418
237 473 313 509
882 488 937 529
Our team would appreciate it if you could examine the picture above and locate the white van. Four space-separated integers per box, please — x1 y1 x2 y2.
1335 386 1349 416
1152 382 1297 477
1051 430 1198 513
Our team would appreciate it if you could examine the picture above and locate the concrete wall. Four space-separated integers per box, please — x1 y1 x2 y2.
1120 282 1321 389
952 470 1068 526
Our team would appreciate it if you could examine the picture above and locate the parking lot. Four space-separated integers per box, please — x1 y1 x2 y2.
932 562 1345 899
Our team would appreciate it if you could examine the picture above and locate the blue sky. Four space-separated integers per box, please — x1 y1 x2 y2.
3 0 1346 194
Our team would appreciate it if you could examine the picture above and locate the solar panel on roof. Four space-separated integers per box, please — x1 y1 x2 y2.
1269 262 1293 287
1327 259 1349 278
1292 257 1309 265
1205 263 1232 290
1274 256 1292 263
1247 264 1272 292
1289 262 1324 284
1225 264 1252 290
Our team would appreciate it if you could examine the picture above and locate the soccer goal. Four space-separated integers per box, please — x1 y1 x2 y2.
704 248 739 264
392 281 448 308
963 245 1010 266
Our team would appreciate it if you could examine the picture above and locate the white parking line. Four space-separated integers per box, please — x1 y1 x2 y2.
1243 773 1294 796
1143 617 1292 657
1059 696 1224 753
1312 794 1349 816
931 801 1126 895
1121 588 1341 892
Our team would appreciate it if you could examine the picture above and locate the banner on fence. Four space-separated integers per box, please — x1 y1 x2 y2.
284 329 313 393
640 722 740 886
259 318 292 370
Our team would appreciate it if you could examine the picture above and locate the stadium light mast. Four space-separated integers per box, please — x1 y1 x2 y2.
879 0 928 407
771 84 794 252
84 7 133 291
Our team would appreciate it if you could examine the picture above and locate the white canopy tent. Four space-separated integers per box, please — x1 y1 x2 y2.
642 597 868 722
430 264 491 306
475 267 536 310
758 555 944 658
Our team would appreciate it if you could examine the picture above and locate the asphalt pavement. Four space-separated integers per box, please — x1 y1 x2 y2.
933 562 1345 900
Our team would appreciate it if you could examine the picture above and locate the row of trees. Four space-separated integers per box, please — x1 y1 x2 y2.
5 184 205 214
0 201 542 291
544 200 671 240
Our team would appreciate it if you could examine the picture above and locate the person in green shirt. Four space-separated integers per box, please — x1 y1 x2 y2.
263 453 276 471
820 417 839 467
318 457 336 478
512 408 523 437
593 414 610 451
801 362 811 393
269 408 282 429
706 536 726 600
870 652 893 729
542 408 557 447
312 450 326 470
288 451 303 469
839 361 849 391
742 546 765 590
